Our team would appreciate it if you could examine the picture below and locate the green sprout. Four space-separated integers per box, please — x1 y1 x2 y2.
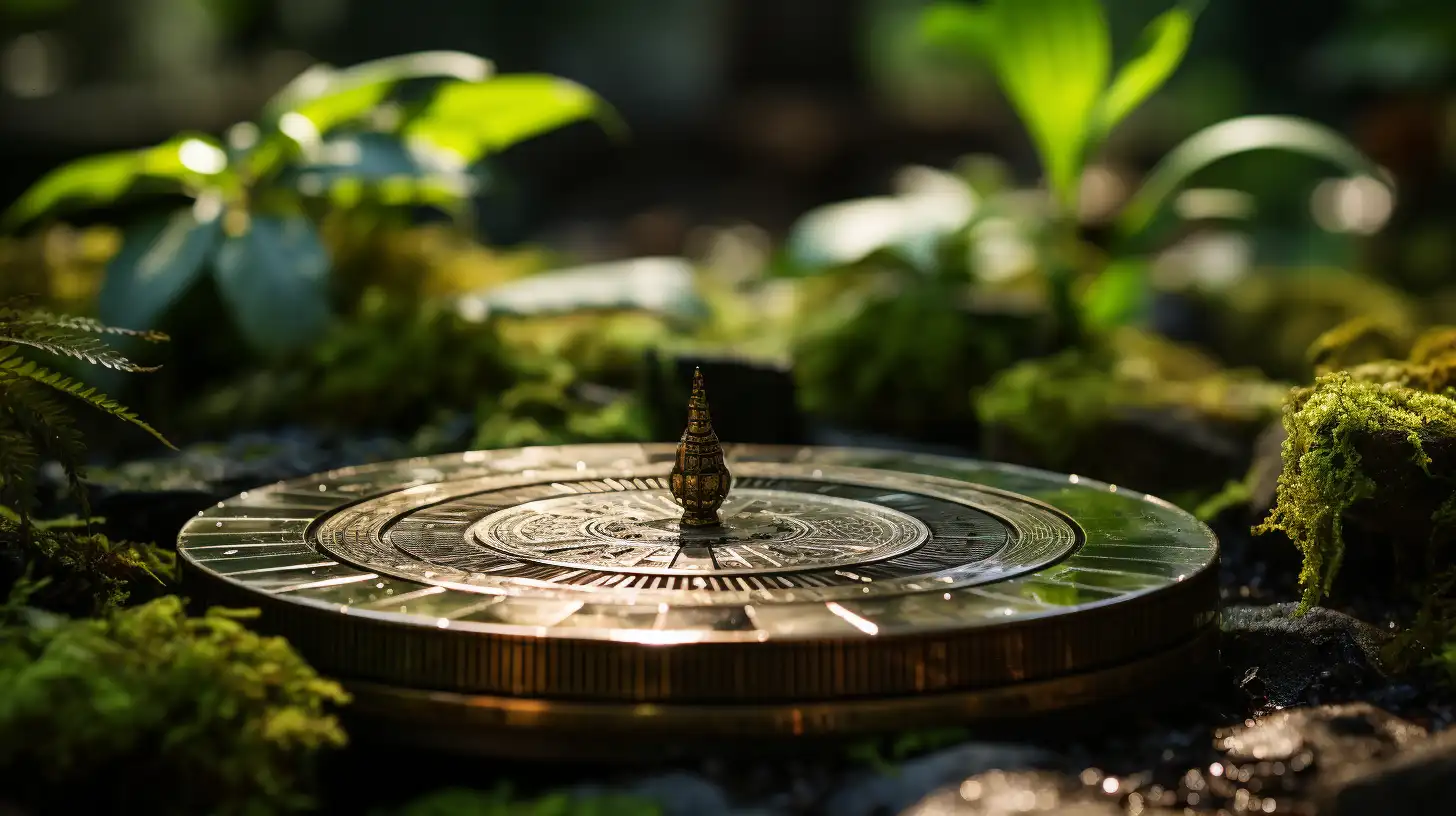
918 0 1385 341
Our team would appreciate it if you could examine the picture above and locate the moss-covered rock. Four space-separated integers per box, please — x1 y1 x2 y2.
0 593 348 814
1255 373 1456 611
1200 268 1417 382
794 279 1044 445
976 330 1286 496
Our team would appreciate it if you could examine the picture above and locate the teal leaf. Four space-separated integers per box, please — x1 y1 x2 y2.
98 209 221 332
405 75 624 164
2 134 229 231
213 215 333 355
921 0 1111 213
1116 115 1387 239
1092 2 1200 141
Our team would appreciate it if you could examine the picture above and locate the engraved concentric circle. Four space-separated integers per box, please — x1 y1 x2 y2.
317 467 1066 605
468 488 930 576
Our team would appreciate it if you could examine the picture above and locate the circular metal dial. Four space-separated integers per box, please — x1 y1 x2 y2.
468 485 932 577
178 444 1218 714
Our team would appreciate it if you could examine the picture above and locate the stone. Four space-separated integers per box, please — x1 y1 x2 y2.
1216 702 1440 814
1222 604 1391 710
1319 723 1456 816
900 770 1121 816
46 430 410 546
823 743 1057 816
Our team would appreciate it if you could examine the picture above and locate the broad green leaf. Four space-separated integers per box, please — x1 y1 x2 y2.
1080 258 1149 331
214 215 333 355
1 134 227 231
1092 2 1199 140
98 209 221 333
1117 115 1387 238
978 0 1111 213
264 51 494 123
404 75 624 164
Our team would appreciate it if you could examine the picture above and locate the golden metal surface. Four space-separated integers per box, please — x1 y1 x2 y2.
669 368 732 526
177 443 1221 741
340 628 1219 758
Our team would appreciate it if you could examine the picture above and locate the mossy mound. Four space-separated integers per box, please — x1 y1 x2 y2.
1255 373 1456 611
0 594 348 814
794 279 1043 444
1201 268 1417 381
976 329 1286 496
0 510 174 617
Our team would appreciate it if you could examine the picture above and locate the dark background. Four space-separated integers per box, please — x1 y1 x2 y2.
1 0 1452 259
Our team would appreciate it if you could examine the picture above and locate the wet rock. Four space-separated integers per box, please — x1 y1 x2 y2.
1222 604 1390 710
54 429 409 546
1324 725 1456 815
823 743 1057 816
1217 703 1431 812
900 770 1121 816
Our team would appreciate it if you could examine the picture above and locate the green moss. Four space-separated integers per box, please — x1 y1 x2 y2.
975 330 1285 467
1204 267 1417 381
472 378 651 450
794 280 1031 437
0 593 349 814
188 290 518 434
1307 315 1411 373
974 347 1112 465
0 508 174 616
1409 326 1456 364
1255 373 1456 611
390 786 662 816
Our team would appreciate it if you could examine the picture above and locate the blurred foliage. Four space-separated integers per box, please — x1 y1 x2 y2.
388 786 662 816
787 231 1044 440
0 508 173 617
2 51 618 357
922 0 1198 214
1196 268 1418 382
0 591 348 814
184 289 656 450
914 0 1385 347
188 290 517 434
976 328 1286 468
0 300 172 527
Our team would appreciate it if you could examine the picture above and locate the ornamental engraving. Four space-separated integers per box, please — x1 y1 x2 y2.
468 487 930 576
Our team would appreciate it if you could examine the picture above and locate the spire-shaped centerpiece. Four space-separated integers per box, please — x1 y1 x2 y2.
669 368 732 526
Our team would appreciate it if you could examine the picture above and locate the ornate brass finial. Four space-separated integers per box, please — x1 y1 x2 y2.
669 368 732 526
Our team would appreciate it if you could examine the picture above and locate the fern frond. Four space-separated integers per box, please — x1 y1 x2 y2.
0 378 90 518
0 346 173 449
0 421 40 529
11 311 170 343
0 322 159 373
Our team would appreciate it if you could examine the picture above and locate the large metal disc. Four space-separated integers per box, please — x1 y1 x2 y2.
178 444 1219 755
